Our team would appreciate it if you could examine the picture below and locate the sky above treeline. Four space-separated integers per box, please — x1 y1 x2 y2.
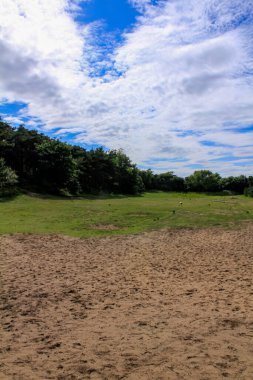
0 0 253 176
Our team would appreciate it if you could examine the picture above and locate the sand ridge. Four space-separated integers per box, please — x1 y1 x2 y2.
1 226 253 379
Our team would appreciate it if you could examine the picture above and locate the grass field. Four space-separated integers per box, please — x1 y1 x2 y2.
0 192 253 237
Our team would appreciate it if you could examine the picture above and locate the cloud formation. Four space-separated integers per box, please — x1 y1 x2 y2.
0 0 253 175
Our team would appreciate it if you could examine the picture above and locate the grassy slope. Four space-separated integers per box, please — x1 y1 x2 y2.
0 192 253 238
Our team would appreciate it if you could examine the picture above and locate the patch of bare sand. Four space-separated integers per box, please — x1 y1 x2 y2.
91 224 120 231
1 226 253 380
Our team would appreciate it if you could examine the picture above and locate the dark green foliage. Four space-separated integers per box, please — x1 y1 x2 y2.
248 176 253 186
221 175 249 194
109 150 144 194
244 186 253 197
0 158 18 195
0 119 252 196
0 121 144 195
139 169 155 190
35 139 80 194
154 172 185 192
139 170 185 192
81 148 115 194
9 126 44 185
185 170 221 192
0 120 16 167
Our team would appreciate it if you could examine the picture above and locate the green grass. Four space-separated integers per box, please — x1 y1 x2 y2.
0 192 253 238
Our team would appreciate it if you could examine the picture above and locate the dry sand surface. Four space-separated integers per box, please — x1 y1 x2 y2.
1 226 253 380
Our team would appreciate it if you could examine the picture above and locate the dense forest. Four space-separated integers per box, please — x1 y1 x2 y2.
0 119 253 197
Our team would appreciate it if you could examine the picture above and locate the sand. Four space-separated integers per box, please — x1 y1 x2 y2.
1 226 253 380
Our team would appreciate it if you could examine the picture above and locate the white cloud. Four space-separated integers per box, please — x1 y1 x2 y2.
128 0 156 12
0 0 253 176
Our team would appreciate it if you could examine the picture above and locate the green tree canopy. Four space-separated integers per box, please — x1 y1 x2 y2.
0 120 252 196
221 175 248 194
0 158 18 195
185 170 221 192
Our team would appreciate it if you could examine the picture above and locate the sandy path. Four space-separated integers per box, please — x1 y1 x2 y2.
1 226 253 380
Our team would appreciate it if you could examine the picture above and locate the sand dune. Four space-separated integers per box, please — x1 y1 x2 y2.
1 226 253 379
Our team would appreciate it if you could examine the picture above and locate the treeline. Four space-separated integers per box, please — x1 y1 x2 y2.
0 119 253 196
140 169 253 195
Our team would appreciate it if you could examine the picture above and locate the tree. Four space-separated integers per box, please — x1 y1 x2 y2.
248 176 253 187
78 148 115 194
221 175 249 194
35 139 80 194
0 158 18 195
154 172 185 192
0 119 15 166
10 126 44 185
139 169 155 190
185 170 221 192
244 186 253 197
109 150 144 194
1 120 252 197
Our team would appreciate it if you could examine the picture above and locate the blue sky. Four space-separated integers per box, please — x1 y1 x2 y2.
0 0 253 176
76 0 140 33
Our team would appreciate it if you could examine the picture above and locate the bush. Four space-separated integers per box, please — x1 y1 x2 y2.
244 186 253 197
0 158 18 196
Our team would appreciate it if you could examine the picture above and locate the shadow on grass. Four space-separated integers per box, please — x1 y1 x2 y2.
0 193 19 202
20 189 144 201
204 191 239 197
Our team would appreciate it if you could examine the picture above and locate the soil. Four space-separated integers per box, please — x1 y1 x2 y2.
1 226 253 380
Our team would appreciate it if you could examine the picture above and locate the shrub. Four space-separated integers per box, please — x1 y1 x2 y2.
0 158 18 196
244 186 253 197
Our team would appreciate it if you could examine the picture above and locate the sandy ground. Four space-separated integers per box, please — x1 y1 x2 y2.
1 226 253 380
